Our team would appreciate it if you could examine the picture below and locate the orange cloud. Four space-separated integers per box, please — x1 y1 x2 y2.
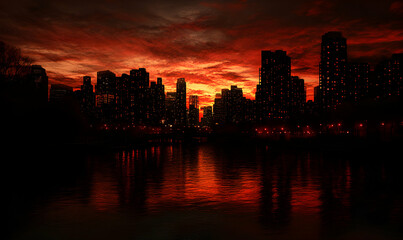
1 0 401 106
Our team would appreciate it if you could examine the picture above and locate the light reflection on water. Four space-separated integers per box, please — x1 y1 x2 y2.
10 144 403 240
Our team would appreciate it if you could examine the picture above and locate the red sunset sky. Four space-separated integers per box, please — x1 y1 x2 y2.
1 0 402 108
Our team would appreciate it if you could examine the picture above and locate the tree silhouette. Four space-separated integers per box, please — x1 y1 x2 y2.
0 41 33 82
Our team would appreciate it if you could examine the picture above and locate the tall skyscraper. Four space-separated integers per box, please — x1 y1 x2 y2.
175 78 187 126
116 74 130 123
188 95 199 126
228 85 244 124
129 68 150 124
155 77 165 124
201 106 213 127
256 50 291 121
244 98 255 123
80 76 95 121
291 76 306 116
314 86 321 103
189 95 199 108
165 92 176 125
319 32 347 111
213 93 225 125
96 70 117 124
346 63 369 102
130 68 149 89
221 89 230 123
368 69 382 101
150 78 165 125
375 54 402 99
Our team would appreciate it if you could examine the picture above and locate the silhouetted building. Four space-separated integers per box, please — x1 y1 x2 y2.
95 70 116 124
79 76 95 121
175 78 187 126
129 68 150 124
213 87 249 125
201 106 213 127
188 95 199 126
374 53 402 99
291 76 306 117
244 98 256 123
256 50 291 121
221 89 230 123
314 86 321 103
156 78 165 122
150 78 165 125
319 32 347 111
228 85 244 124
49 84 73 104
189 95 199 108
165 92 176 125
116 74 130 123
305 100 316 116
213 93 225 125
130 68 149 89
368 69 382 101
346 63 369 102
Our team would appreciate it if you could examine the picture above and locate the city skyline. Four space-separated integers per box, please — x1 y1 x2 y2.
46 34 400 119
3 29 400 126
2 2 402 240
1 0 402 109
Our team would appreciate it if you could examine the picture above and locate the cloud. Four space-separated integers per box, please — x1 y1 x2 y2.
0 0 402 105
390 1 403 13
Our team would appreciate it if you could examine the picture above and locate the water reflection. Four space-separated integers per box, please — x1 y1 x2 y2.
9 144 403 239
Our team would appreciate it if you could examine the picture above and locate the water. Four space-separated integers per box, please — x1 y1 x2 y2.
6 143 403 239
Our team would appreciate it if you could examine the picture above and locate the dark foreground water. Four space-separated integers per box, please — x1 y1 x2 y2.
6 142 403 240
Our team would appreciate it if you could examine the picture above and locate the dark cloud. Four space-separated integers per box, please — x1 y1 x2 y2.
0 0 401 105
